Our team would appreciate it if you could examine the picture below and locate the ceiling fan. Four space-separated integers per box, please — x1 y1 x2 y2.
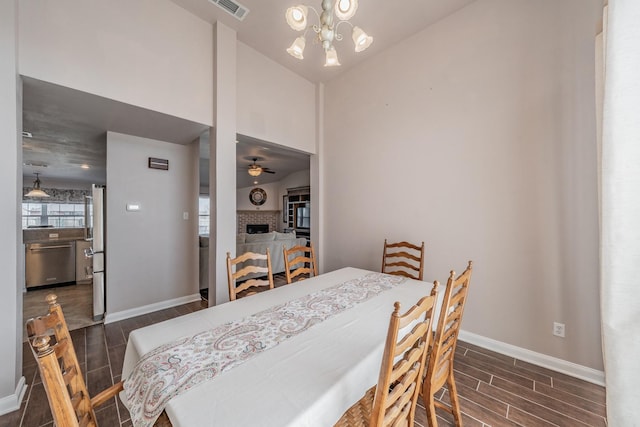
247 158 275 177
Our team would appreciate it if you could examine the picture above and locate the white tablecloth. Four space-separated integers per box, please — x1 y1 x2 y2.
120 267 443 427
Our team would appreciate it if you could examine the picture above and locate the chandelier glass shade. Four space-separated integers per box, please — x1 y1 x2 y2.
285 0 372 67
25 173 50 198
287 36 306 59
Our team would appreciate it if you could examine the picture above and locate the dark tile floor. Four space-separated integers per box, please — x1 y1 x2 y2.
3 280 607 427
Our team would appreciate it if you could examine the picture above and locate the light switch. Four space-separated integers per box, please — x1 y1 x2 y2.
183 212 189 220
126 204 141 212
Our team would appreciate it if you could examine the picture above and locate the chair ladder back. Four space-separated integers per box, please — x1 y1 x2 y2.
381 239 425 281
27 294 96 427
283 243 318 284
226 250 275 301
370 289 438 427
422 260 473 426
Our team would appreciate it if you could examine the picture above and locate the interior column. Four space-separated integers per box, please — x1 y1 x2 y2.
209 22 237 306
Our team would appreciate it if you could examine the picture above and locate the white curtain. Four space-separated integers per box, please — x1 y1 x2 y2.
600 0 640 424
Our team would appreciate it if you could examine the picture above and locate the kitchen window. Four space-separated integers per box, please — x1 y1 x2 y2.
22 202 85 229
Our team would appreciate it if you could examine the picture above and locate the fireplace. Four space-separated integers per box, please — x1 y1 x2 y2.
246 224 269 234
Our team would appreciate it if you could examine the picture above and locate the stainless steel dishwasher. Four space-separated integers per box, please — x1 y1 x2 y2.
25 241 76 288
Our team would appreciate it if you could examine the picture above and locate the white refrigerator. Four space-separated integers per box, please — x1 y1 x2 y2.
85 184 106 321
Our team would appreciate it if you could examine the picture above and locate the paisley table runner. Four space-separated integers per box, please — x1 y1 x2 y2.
124 273 405 427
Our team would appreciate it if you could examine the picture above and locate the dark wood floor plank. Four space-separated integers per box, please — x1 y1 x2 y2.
443 383 509 417
104 322 126 347
461 348 555 386
478 381 593 426
552 377 606 404
69 328 86 365
516 359 606 402
108 343 126 379
451 368 481 390
86 338 110 372
456 395 520 426
19 383 52 427
454 359 493 384
491 376 607 426
458 340 517 365
86 366 114 399
457 352 536 390
535 381 607 417
95 401 120 426
508 406 559 426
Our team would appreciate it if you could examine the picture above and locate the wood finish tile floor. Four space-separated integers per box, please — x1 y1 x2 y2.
5 285 606 426
22 282 100 341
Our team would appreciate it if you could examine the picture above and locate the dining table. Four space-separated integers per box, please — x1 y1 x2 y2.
120 267 444 427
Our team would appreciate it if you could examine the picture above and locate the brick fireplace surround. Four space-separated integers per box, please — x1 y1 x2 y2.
237 211 281 234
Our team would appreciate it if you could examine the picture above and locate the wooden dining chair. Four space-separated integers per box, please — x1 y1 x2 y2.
381 239 425 281
422 261 473 426
25 294 172 427
283 242 318 284
335 290 438 427
226 249 275 301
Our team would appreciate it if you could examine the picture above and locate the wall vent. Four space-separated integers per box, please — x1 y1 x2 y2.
208 0 249 21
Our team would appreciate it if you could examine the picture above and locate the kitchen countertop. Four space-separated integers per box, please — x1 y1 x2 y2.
25 238 87 245
23 227 86 244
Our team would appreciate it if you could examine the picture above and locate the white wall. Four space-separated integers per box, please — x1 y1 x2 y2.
106 132 199 316
0 0 26 414
237 182 281 211
19 0 213 126
278 170 311 198
237 42 316 154
236 170 310 219
322 0 602 370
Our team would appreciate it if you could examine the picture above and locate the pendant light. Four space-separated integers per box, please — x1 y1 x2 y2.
26 173 50 198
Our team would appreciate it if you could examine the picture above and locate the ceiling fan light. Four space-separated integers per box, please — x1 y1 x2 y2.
324 47 341 67
248 166 262 177
352 26 373 52
286 36 306 60
334 0 358 21
285 5 308 31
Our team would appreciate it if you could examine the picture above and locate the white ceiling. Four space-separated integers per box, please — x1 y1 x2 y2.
22 77 209 186
170 0 477 83
199 133 310 189
22 78 310 189
21 0 476 189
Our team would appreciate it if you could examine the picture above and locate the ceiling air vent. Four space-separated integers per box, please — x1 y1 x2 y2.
208 0 249 21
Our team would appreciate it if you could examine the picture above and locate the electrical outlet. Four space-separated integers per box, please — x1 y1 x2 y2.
553 322 565 338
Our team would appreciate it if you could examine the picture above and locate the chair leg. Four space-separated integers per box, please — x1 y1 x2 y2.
423 390 438 427
446 371 463 426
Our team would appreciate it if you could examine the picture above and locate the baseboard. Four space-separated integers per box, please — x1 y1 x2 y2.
0 376 26 416
458 330 605 386
104 293 202 324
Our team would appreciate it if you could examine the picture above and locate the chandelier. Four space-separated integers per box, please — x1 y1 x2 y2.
285 0 373 67
25 173 50 198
